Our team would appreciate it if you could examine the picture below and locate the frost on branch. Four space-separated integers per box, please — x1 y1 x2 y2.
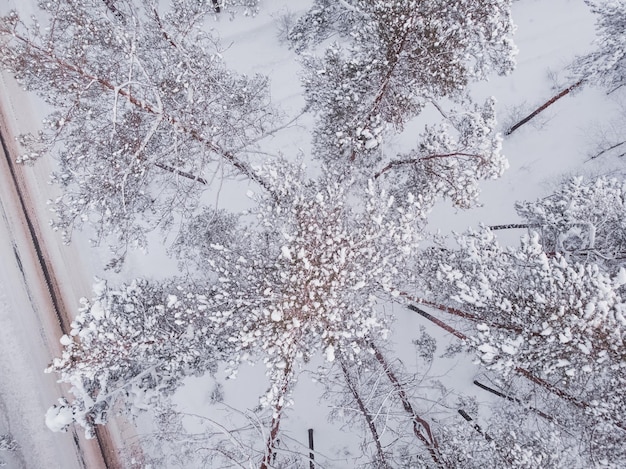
436 402 573 469
0 0 278 262
204 164 426 391
294 0 516 167
380 97 508 209
46 278 227 438
434 228 625 376
571 0 626 90
516 176 626 270
422 225 626 447
169 207 239 274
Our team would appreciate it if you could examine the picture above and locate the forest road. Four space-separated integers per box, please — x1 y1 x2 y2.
0 91 120 467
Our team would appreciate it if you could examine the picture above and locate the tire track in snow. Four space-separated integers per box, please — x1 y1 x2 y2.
0 125 69 333
0 371 27 469
0 122 117 468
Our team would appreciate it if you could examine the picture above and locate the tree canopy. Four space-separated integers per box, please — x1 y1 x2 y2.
2 0 625 467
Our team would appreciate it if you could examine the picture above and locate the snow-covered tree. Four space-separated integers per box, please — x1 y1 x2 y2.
0 0 527 466
377 97 507 209
572 0 626 92
206 0 261 17
45 277 233 439
570 1 626 169
291 0 515 177
515 176 626 270
0 0 278 265
47 161 432 463
8 0 625 465
436 397 579 469
415 200 626 466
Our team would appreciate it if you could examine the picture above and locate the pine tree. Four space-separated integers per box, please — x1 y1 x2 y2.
515 176 626 270
0 0 278 266
415 177 626 466
0 0 533 466
572 0 626 91
291 0 516 176
45 277 233 439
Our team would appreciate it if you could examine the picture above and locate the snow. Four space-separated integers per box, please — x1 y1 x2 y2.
477 343 499 363
59 335 73 346
0 0 623 466
45 401 74 433
270 309 283 322
166 294 178 308
325 344 335 362
280 245 293 261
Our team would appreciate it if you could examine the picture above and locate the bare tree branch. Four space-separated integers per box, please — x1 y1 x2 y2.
338 358 390 469
368 341 441 466
374 152 485 179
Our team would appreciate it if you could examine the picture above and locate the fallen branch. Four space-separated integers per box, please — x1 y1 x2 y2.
473 380 555 422
308 429 315 469
505 79 584 136
102 0 124 19
458 409 493 442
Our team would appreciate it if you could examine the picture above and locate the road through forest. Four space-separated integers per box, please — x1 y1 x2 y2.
0 70 120 468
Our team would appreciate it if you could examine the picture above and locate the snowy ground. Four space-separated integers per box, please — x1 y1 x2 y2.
0 0 623 467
